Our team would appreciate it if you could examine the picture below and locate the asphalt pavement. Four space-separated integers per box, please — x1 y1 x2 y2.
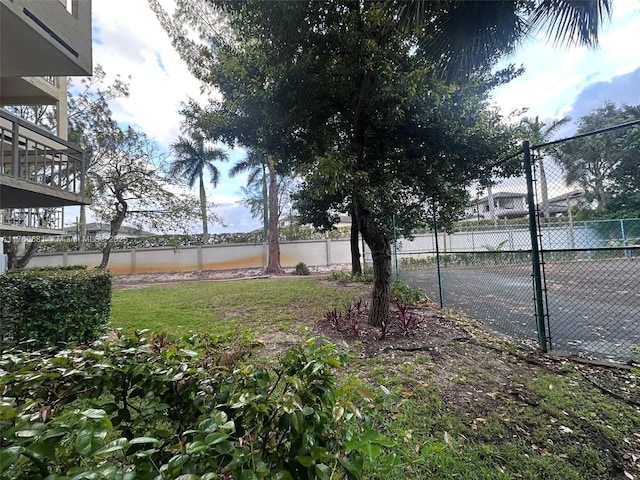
400 257 640 362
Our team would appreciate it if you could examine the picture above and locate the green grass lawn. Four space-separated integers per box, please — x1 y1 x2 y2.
110 277 359 337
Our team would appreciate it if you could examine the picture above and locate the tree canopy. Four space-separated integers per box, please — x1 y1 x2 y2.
554 103 640 218
151 0 614 327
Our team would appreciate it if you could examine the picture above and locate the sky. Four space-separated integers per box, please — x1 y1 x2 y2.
88 0 640 233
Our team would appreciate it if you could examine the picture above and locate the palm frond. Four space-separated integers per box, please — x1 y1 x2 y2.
529 0 612 48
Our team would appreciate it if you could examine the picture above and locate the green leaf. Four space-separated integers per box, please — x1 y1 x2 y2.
219 421 235 432
315 463 332 480
338 453 364 477
291 411 304 434
129 437 160 445
186 440 207 454
15 429 42 438
82 409 107 420
94 437 129 456
75 421 108 456
359 443 382 461
204 432 228 446
25 440 58 460
0 405 17 420
0 446 23 470
296 455 315 468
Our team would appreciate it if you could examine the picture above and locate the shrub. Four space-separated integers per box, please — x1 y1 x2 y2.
328 271 373 283
294 261 311 275
0 333 392 479
0 267 111 350
391 281 427 304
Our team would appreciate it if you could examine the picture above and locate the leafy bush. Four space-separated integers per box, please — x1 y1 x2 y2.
6 265 87 274
0 333 392 479
328 271 373 283
391 281 427 304
0 268 111 350
294 261 311 275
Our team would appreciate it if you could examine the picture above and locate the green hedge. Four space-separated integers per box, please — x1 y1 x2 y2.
0 334 392 479
0 267 111 350
37 227 353 253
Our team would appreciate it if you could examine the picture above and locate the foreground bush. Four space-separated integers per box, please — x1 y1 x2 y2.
0 267 111 350
0 333 393 479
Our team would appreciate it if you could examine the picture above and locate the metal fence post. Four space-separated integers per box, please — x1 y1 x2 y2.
393 214 399 281
524 141 548 352
432 199 444 308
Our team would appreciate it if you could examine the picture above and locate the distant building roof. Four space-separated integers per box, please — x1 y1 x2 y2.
470 191 527 205
63 222 154 236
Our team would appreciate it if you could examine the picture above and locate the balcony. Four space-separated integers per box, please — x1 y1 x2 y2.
0 109 91 236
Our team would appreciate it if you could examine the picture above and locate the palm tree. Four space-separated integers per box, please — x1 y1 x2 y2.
395 0 612 75
229 150 269 240
169 133 228 244
229 150 285 274
520 115 571 220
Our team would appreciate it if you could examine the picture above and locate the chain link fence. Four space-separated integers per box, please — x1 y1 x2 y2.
398 120 640 363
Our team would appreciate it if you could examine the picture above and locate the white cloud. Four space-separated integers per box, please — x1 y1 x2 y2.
492 2 640 121
92 0 208 148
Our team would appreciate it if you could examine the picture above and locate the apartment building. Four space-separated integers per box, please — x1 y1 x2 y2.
1 0 93 269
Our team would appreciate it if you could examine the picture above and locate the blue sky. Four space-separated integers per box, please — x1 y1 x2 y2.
89 0 640 233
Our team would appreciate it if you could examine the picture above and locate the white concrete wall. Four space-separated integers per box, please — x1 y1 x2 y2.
29 225 605 275
31 238 357 274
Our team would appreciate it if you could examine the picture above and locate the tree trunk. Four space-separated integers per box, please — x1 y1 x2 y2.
4 239 41 269
99 239 115 270
262 161 269 242
539 157 550 220
349 204 362 275
98 197 127 269
199 173 209 244
265 155 284 275
355 200 391 327
487 184 497 225
79 205 87 251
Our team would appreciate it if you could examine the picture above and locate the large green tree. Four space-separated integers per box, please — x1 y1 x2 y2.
608 112 640 218
2 66 129 267
151 0 613 327
554 103 640 215
168 132 228 244
197 2 518 326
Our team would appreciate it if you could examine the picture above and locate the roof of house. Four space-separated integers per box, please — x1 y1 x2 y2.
63 222 154 236
470 191 527 205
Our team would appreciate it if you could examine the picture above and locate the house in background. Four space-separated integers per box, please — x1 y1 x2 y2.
62 222 154 241
464 189 585 223
465 191 529 222
0 0 93 271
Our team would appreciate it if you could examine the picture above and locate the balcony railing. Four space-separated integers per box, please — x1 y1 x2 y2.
0 108 85 196
0 207 63 230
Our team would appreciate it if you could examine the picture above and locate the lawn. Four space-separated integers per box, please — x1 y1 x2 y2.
106 276 640 479
111 277 362 337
